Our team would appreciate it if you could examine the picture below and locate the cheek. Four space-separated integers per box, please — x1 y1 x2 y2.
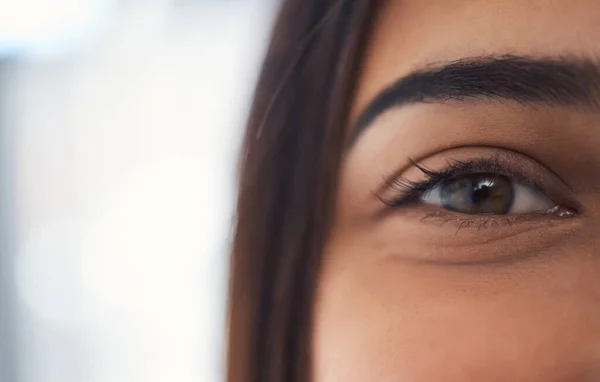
312 242 600 382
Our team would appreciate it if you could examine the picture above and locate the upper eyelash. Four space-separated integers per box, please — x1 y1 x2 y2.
378 157 543 208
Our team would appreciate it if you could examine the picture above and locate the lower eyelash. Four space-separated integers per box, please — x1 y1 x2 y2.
420 209 572 233
423 211 526 230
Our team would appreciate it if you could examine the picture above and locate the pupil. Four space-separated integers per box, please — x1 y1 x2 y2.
470 181 492 206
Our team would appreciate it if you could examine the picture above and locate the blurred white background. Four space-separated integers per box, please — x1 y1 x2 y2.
0 0 276 381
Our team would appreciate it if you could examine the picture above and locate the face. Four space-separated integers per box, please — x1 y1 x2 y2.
313 1 600 381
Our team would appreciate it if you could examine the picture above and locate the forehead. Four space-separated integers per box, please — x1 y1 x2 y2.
352 0 600 123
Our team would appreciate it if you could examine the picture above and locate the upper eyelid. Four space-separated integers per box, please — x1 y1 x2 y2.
381 156 539 193
374 145 573 197
375 153 566 210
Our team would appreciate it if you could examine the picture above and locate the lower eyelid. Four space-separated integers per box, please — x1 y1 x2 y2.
379 214 581 266
418 209 574 236
398 210 580 264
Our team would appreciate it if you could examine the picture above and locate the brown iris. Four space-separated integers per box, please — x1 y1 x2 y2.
439 175 514 215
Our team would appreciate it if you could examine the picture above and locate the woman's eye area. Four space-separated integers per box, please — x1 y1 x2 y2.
421 174 556 215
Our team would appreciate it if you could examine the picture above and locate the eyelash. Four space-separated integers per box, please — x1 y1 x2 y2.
378 157 544 208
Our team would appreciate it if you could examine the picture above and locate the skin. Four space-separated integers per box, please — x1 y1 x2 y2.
313 1 600 381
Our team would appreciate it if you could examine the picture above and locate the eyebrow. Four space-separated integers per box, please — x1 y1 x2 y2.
351 55 600 144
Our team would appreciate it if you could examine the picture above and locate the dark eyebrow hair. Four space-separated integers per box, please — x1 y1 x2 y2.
351 55 600 145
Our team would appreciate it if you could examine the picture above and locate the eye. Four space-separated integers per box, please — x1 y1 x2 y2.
421 174 555 215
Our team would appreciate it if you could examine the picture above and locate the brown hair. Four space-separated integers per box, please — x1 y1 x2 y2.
227 1 377 381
